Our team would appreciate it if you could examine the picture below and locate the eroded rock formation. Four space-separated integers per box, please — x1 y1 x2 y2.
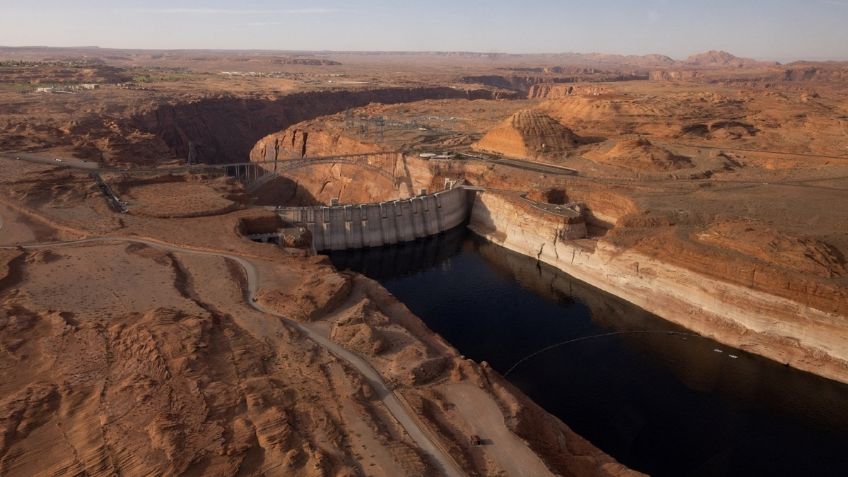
473 109 581 161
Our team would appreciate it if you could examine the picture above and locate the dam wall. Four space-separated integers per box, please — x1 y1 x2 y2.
468 191 848 384
278 186 471 251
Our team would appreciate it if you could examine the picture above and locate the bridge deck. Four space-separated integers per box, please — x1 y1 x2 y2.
112 151 402 175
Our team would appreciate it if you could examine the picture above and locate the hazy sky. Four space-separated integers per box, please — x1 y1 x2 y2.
1 0 847 61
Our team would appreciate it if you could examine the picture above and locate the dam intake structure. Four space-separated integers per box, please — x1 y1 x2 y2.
276 184 473 251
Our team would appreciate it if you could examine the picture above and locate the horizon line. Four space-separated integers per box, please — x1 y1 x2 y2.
1 44 847 64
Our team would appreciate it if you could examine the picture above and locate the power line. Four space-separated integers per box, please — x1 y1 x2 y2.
503 330 701 377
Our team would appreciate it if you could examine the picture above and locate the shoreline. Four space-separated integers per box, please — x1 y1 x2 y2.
467 191 848 385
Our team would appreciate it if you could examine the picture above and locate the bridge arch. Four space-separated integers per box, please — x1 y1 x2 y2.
241 152 407 192
273 156 397 183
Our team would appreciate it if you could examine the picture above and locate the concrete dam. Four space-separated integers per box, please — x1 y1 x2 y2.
276 185 473 251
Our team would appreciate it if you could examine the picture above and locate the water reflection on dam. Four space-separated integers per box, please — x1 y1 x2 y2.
329 227 848 477
328 224 467 279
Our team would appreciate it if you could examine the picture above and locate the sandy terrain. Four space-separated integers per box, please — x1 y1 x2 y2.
441 383 553 477
116 176 244 218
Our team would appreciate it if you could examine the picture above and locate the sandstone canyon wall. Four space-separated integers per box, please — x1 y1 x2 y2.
468 192 848 384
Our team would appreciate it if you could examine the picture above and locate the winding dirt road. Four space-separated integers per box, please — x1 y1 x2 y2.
1 236 465 477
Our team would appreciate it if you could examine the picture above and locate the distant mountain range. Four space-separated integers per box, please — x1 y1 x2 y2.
684 50 779 68
1 46 840 71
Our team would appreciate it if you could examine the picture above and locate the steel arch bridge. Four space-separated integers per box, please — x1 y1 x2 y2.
112 151 406 190
241 153 401 192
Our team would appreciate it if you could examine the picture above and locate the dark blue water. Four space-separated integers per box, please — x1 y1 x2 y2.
329 227 848 477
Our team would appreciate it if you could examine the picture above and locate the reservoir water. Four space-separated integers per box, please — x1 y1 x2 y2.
329 227 848 477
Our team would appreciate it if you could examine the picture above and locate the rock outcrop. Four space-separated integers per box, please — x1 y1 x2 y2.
695 221 846 279
649 70 702 81
472 109 581 161
251 125 381 161
247 124 403 206
685 50 777 68
589 138 693 171
527 83 613 99
330 299 387 355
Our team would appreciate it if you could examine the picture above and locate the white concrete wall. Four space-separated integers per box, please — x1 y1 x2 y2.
278 186 470 251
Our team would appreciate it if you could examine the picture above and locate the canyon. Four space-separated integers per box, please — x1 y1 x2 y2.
1 47 847 476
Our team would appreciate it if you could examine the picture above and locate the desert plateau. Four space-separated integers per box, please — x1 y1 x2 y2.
1 2 848 476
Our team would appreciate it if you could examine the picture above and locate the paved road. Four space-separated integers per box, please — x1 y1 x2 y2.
457 152 579 176
488 156 579 175
0 152 101 170
665 141 848 163
0 151 399 176
1 236 465 477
